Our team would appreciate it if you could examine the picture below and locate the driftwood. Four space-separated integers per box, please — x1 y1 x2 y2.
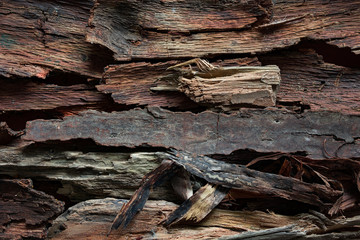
23 107 360 159
0 179 65 240
87 0 360 61
48 198 360 240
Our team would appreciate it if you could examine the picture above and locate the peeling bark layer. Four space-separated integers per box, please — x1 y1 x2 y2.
0 179 64 240
23 108 360 159
0 0 111 78
0 79 106 111
87 0 360 60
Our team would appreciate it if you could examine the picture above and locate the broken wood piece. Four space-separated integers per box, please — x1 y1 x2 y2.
98 58 260 109
164 183 229 226
166 149 342 208
0 179 65 240
109 160 180 233
153 58 281 108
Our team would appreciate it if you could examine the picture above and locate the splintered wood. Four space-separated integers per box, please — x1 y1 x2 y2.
153 58 281 108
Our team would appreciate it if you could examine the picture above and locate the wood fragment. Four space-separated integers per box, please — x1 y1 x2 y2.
166 149 342 207
154 59 281 108
164 184 229 226
109 160 180 233
98 58 260 109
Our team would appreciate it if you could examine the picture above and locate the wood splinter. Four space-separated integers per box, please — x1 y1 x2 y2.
151 58 281 109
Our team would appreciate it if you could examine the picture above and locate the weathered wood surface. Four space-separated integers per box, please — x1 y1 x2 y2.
261 49 360 115
0 179 64 240
0 0 111 78
154 59 281 108
23 107 360 159
87 0 360 61
48 198 360 240
0 79 106 111
0 144 176 202
98 57 259 108
164 184 229 226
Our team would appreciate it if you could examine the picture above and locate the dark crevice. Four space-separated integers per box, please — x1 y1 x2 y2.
294 40 360 68
0 97 136 131
35 70 93 86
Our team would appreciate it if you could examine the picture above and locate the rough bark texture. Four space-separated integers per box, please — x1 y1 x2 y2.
23 107 360 159
87 0 359 60
0 179 65 240
1 0 360 239
0 0 112 78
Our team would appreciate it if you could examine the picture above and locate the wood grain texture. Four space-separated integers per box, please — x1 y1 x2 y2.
0 0 110 78
23 107 360 159
0 79 106 111
87 0 360 60
97 57 260 108
0 179 64 240
261 49 360 115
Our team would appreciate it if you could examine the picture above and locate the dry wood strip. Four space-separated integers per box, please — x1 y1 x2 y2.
110 160 180 232
98 57 260 109
23 107 360 159
0 179 65 240
0 0 110 78
87 0 360 60
0 79 106 111
261 49 360 115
